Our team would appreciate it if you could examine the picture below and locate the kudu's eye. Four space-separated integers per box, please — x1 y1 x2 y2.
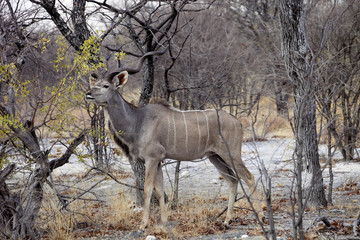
91 73 98 79
104 85 110 88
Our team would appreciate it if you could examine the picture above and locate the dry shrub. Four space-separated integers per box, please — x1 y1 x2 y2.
39 181 259 239
256 115 291 139
266 116 289 133
106 193 231 238
39 197 75 240
318 128 330 145
106 191 141 231
168 198 227 237
39 181 111 239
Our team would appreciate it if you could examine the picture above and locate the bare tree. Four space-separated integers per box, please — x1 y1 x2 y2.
314 1 360 162
85 0 216 205
91 0 210 105
278 0 328 238
0 2 91 238
226 0 291 117
29 0 116 174
29 0 90 52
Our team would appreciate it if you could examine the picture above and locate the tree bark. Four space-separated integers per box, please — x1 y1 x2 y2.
279 0 328 238
134 31 155 203
129 158 146 205
0 163 19 239
274 80 290 116
0 106 86 239
139 31 155 107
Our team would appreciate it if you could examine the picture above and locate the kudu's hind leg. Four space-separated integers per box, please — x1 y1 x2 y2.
223 154 264 222
208 155 238 226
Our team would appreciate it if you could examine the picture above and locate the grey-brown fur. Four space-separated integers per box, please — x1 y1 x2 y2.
85 71 263 230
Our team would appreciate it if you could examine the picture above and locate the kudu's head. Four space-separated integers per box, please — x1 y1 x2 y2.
85 71 128 106
85 47 168 105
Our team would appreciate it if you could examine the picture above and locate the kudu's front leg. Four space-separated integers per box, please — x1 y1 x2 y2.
140 160 157 231
154 164 167 226
140 158 167 230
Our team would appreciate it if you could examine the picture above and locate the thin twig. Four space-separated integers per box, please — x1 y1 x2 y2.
86 167 143 191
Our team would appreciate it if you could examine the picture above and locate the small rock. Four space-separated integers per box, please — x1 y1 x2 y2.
133 207 143 212
241 235 249 239
180 170 190 178
145 235 158 240
210 179 218 184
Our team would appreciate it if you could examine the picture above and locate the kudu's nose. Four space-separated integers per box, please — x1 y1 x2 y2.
85 92 94 100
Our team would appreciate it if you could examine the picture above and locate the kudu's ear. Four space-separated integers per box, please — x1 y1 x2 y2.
114 71 128 89
89 73 98 87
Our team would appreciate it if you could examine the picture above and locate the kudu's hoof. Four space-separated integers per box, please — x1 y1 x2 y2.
139 223 147 231
223 219 233 229
258 212 266 224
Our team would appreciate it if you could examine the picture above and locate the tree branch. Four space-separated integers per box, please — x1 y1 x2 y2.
49 130 88 172
0 163 16 183
30 0 81 51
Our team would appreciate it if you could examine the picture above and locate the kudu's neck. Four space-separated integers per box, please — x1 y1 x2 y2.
105 90 144 137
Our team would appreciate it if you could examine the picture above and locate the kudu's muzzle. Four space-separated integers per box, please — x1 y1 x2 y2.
85 92 95 101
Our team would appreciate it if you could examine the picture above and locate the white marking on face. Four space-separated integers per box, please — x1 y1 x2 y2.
182 112 189 153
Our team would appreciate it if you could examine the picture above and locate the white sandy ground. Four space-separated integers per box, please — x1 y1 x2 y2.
6 138 360 239
46 138 360 199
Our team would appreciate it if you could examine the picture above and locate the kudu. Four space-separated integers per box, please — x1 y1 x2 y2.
85 52 263 230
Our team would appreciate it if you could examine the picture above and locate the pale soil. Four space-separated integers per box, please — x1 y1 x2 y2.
32 139 360 239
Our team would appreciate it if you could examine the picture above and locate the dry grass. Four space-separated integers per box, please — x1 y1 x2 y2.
104 194 257 239
34 93 360 239
39 195 75 240
37 167 360 239
106 192 142 231
38 184 257 239
169 198 225 237
104 193 229 238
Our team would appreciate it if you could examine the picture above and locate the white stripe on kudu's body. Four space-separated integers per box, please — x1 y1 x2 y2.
85 71 264 231
202 111 210 149
195 111 201 152
181 112 189 153
171 111 176 152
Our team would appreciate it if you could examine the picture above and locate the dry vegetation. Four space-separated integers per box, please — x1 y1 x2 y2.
36 170 360 240
2 1 360 239
31 103 360 240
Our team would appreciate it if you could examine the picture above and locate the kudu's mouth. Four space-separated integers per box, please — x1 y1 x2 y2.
85 92 95 101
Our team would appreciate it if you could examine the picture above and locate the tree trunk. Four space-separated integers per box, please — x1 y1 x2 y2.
0 108 86 239
171 161 181 209
274 79 290 116
343 126 357 161
139 55 155 107
132 33 156 204
139 31 155 107
0 163 20 239
128 157 146 206
2 115 49 239
279 0 328 237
